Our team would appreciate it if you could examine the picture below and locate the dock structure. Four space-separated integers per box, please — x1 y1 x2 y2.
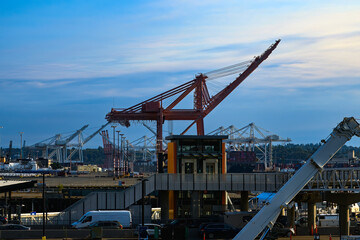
1 167 360 235
3 136 360 235
43 168 360 231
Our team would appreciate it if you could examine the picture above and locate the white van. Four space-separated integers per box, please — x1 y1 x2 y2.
72 210 132 229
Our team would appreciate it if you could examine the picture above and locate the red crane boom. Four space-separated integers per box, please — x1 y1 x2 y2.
106 39 281 171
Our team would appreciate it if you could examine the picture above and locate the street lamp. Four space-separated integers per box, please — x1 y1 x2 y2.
116 130 121 179
122 136 126 176
111 125 117 179
126 140 130 174
120 134 124 176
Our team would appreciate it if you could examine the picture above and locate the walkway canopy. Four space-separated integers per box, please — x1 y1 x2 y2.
0 180 37 193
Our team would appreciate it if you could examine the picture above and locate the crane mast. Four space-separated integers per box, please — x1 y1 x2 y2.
233 117 360 240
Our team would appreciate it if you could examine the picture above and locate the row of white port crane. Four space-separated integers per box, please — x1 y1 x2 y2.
31 123 109 163
208 122 291 169
31 121 290 170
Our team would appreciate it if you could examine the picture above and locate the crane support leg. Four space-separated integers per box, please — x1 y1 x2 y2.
157 111 164 173
233 117 360 240
196 118 205 135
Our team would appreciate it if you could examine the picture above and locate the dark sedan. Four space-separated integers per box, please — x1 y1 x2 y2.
0 224 31 230
0 216 7 224
200 223 240 239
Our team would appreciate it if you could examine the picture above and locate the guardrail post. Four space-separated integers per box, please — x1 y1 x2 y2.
218 174 221 190
167 174 170 190
96 192 99 210
243 174 245 190
180 173 182 191
154 174 157 191
265 174 267 192
206 174 208 191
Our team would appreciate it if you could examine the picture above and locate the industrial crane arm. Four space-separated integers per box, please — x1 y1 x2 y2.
82 123 109 145
203 39 280 116
233 117 360 240
55 125 89 145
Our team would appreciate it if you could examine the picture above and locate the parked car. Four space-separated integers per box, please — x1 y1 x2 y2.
295 216 307 227
0 216 7 224
135 223 161 237
200 223 240 239
0 224 31 230
267 222 295 239
87 221 123 229
168 217 219 228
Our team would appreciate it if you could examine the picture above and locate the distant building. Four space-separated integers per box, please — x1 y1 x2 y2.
77 164 102 173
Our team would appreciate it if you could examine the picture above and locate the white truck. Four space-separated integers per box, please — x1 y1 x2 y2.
233 117 360 240
72 210 132 229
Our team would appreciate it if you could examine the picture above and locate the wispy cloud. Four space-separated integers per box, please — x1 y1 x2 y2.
1 1 360 146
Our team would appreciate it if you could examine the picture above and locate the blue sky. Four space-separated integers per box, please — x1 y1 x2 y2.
1 0 360 149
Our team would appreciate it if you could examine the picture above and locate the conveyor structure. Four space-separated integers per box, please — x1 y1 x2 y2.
233 117 360 239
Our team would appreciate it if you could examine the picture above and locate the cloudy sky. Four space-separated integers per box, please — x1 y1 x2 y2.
1 0 360 149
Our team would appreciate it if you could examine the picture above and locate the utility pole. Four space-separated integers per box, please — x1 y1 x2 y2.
19 132 24 159
120 134 124 176
116 130 121 178
126 140 129 175
111 125 117 179
122 136 126 176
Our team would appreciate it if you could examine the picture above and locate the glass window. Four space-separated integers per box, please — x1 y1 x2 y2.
83 216 92 223
185 162 194 173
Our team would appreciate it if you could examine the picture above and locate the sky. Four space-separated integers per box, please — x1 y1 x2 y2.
1 0 360 149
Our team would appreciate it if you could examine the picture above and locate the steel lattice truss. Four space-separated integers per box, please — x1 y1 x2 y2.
31 123 108 163
208 122 291 170
305 168 360 191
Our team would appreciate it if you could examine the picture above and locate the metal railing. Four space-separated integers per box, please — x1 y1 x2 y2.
51 172 290 225
154 173 290 192
306 167 360 191
49 168 360 225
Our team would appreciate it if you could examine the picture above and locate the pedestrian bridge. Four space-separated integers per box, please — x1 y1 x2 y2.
52 168 360 225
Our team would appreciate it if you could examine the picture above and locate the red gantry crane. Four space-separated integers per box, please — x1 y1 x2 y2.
106 40 280 171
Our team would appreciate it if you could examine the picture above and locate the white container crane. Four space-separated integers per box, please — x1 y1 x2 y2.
233 117 360 240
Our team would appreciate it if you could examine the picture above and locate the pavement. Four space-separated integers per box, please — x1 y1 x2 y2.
278 236 341 240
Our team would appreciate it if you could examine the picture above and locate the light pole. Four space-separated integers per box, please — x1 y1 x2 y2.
111 125 117 179
126 140 129 174
119 134 124 176
116 130 121 179
19 132 24 159
122 136 126 176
